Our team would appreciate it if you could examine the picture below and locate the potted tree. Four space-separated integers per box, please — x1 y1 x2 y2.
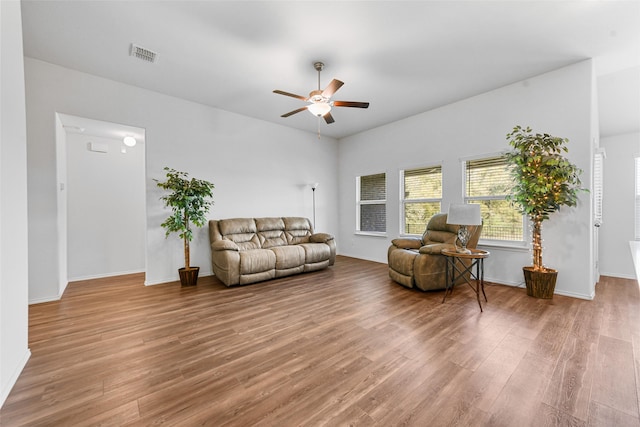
155 167 215 286
505 125 586 298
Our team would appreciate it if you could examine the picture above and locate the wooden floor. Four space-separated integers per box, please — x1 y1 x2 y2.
2 256 640 426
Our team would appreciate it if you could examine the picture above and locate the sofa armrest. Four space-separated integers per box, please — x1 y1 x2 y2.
310 233 334 243
211 239 239 252
391 237 422 250
419 243 456 255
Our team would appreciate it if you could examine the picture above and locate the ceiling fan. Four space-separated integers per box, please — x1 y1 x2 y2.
273 62 369 124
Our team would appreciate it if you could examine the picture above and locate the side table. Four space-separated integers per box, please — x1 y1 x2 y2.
441 248 490 312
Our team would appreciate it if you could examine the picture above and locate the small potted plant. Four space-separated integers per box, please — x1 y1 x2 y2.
505 125 586 298
155 167 214 286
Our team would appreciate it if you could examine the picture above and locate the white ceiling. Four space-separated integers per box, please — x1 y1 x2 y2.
21 1 640 139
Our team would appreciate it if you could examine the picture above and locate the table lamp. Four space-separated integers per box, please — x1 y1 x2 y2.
447 204 482 253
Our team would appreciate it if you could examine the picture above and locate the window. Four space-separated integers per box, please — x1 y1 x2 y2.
593 149 604 228
401 166 442 234
464 156 523 241
357 173 386 233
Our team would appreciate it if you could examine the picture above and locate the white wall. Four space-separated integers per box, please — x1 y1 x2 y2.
338 61 596 299
24 57 339 300
66 133 146 280
0 0 31 408
55 114 68 296
600 132 640 279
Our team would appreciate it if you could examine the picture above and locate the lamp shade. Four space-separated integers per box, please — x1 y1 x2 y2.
447 204 481 225
308 102 331 117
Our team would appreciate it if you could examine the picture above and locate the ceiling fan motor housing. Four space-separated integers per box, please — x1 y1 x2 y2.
309 90 328 103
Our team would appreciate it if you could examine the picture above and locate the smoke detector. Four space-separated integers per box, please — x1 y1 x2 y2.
130 43 158 63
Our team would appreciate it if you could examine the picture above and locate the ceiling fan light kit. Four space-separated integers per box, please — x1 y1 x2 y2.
273 61 369 125
308 102 331 117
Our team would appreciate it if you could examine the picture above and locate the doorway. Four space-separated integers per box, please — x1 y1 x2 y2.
56 113 146 289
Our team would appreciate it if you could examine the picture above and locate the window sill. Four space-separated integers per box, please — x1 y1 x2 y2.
478 239 529 251
355 231 388 238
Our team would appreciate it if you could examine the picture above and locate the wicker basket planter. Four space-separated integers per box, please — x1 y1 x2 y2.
179 267 200 287
523 266 557 299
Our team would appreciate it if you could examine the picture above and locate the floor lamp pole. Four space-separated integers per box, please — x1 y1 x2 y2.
311 182 319 229
312 187 316 229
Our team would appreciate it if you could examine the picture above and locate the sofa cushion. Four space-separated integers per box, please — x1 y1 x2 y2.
239 249 276 275
422 213 458 244
271 245 305 270
284 217 312 244
299 242 330 264
388 248 418 276
219 218 261 250
256 217 288 248
219 217 256 235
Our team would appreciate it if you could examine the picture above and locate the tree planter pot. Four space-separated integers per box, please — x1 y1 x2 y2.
179 267 200 287
523 266 557 299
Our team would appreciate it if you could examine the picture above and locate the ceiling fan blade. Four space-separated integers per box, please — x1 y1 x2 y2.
281 106 309 117
273 90 308 101
322 79 344 98
324 112 335 124
333 101 370 108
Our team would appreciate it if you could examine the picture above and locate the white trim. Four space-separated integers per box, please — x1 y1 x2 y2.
484 277 595 300
0 349 31 408
68 269 145 283
354 231 388 238
144 270 213 286
29 294 62 305
599 271 637 280
478 240 529 251
553 288 595 301
459 150 509 163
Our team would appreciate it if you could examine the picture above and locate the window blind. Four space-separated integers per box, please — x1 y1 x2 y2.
360 173 386 201
402 166 442 234
465 156 513 198
358 173 386 233
593 150 604 227
464 155 523 241
404 166 442 199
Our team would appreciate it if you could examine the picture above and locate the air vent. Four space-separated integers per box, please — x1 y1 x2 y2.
130 43 158 63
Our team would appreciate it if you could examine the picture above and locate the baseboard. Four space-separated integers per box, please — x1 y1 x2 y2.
144 270 212 286
471 276 595 300
29 294 61 305
599 271 637 280
0 348 31 409
68 269 145 282
553 288 595 300
484 276 524 288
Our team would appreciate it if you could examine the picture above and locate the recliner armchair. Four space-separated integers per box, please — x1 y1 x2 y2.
387 213 482 291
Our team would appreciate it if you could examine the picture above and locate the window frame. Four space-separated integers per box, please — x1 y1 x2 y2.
355 172 387 236
462 153 528 248
399 164 442 236
635 156 640 240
